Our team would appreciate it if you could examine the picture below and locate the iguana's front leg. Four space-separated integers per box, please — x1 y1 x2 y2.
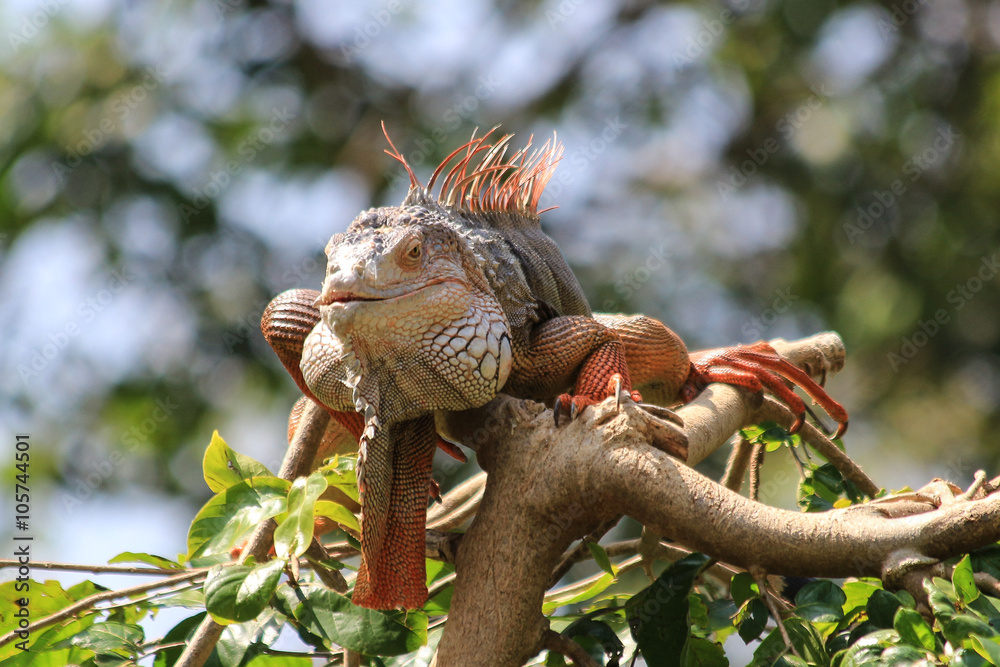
504 316 646 424
598 314 849 437
506 312 847 437
262 289 365 442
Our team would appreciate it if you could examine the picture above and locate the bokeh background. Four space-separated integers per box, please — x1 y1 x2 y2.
1 0 999 656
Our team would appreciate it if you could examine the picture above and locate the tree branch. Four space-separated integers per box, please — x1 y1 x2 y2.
433 333 1000 666
0 570 205 649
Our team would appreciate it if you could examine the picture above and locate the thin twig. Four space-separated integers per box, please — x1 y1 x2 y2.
751 566 801 660
958 470 989 502
428 573 457 599
638 525 660 582
547 518 619 588
426 471 487 526
542 629 602 667
975 572 1000 598
749 442 766 501
722 436 753 492
756 398 879 498
0 560 185 576
0 570 205 649
427 484 486 532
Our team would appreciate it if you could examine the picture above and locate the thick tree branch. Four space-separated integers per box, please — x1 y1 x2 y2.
433 333 1000 666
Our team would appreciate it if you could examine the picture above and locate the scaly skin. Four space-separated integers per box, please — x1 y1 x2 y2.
260 127 848 609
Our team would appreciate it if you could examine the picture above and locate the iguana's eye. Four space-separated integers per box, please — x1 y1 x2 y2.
404 239 422 261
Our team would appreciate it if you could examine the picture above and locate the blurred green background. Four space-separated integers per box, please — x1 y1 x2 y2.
1 0 998 592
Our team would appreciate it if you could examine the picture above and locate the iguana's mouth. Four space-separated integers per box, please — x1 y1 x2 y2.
315 279 458 307
318 293 383 305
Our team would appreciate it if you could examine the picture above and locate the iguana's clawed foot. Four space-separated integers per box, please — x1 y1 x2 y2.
554 373 642 426
683 341 849 438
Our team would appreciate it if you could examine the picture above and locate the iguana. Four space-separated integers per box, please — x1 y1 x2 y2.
260 125 848 610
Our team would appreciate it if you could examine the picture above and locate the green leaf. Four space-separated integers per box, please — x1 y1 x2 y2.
737 597 768 643
705 598 739 636
944 613 999 648
107 551 184 570
679 636 727 667
750 617 827 666
562 618 624 662
319 455 360 504
204 560 284 624
0 580 97 660
730 572 760 607
794 580 846 624
955 554 981 605
186 476 290 563
245 655 312 667
625 552 711 667
313 500 360 533
924 577 958 624
973 634 1000 665
893 607 937 652
880 645 933 662
952 647 989 667
295 587 427 656
203 431 274 493
831 628 898 667
866 589 902 629
543 573 615 614
796 579 847 608
274 471 328 560
841 579 882 617
67 622 144 656
586 541 616 577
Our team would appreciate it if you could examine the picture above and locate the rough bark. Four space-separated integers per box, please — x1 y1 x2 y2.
432 333 1000 666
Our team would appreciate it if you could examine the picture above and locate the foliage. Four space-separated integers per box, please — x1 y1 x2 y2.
5 429 1000 666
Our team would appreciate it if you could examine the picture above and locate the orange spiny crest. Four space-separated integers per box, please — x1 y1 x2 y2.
382 123 563 216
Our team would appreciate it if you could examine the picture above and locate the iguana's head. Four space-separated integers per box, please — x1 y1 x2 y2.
311 205 512 424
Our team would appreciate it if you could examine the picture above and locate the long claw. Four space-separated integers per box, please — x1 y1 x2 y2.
614 375 622 410
554 397 563 427
570 401 578 421
637 403 685 428
789 413 805 434
834 420 848 440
